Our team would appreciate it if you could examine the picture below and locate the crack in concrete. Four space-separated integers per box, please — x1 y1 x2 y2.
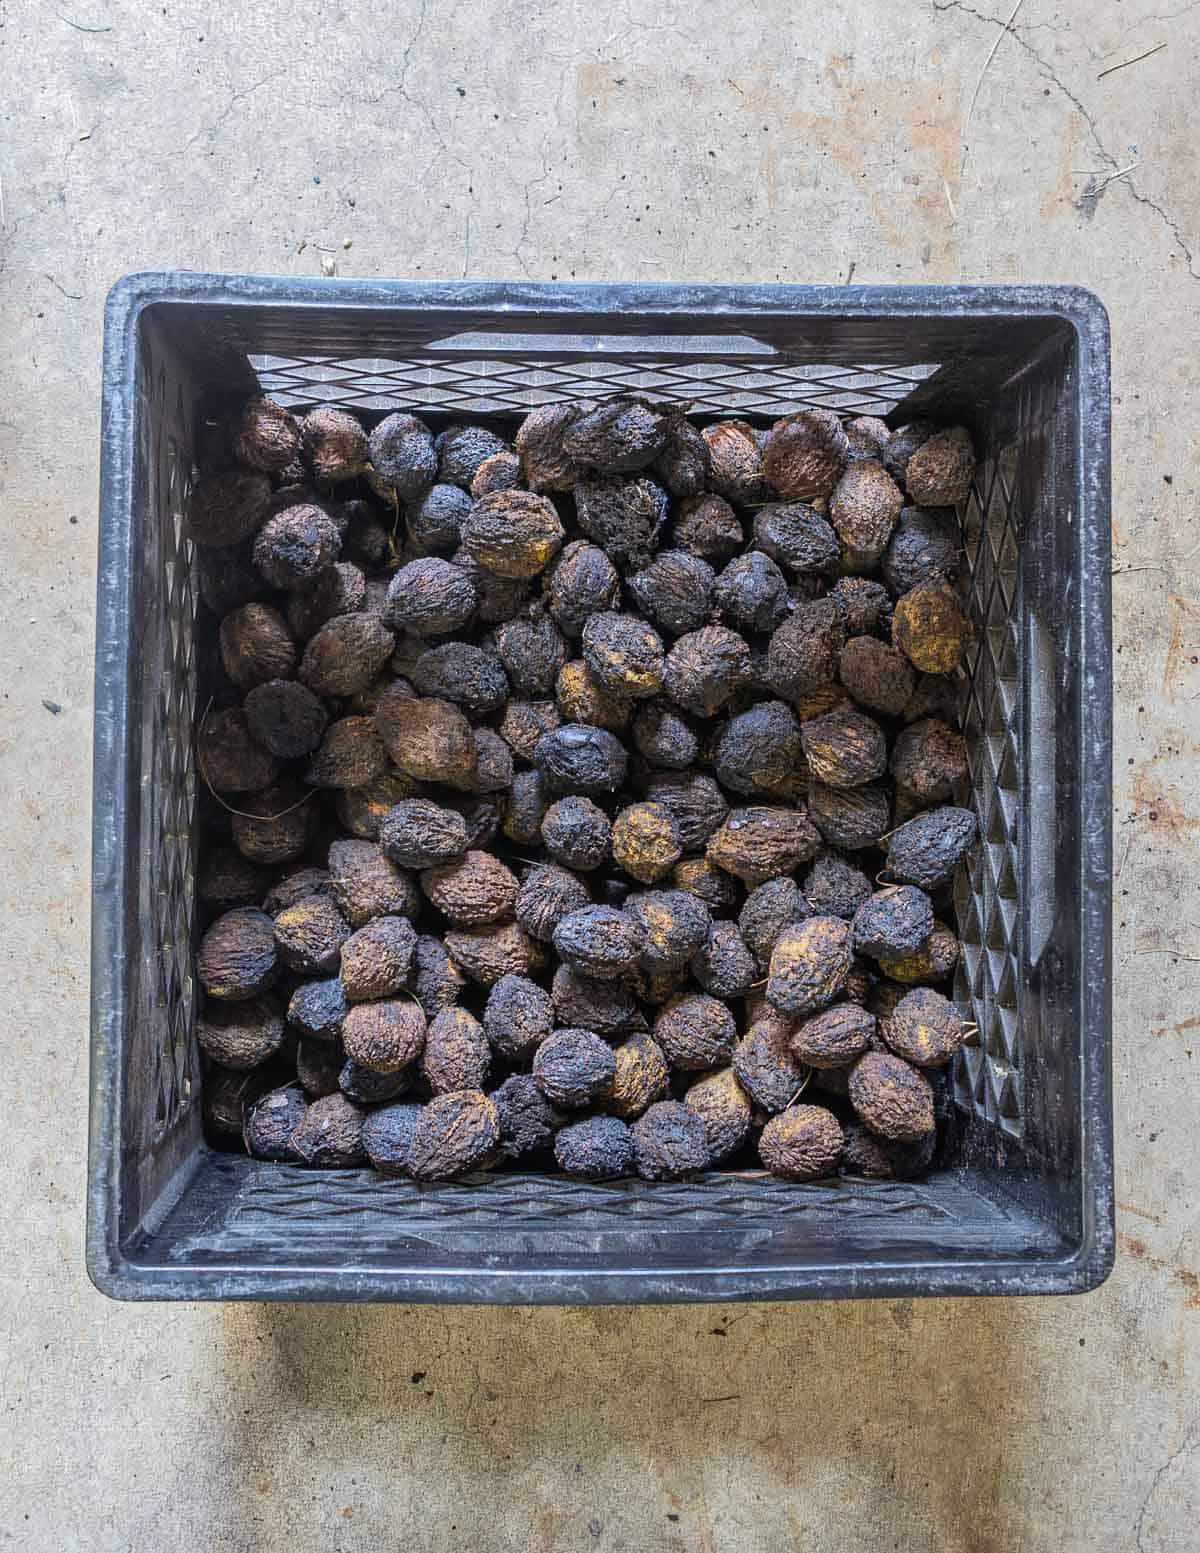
932 0 1199 278
1134 1423 1199 1553
185 69 288 152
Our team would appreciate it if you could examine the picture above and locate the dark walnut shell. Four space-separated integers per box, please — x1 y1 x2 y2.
691 919 757 999
633 702 699 771
624 888 712 972
555 659 633 733
326 839 418 927
287 977 347 1042
237 397 302 473
380 798 470 870
514 864 591 943
891 717 969 805
198 706 278 794
514 404 584 492
339 915 417 1002
740 877 808 969
840 1123 936 1181
288 1092 368 1167
551 966 646 1040
304 715 388 790
713 701 805 799
341 996 426 1073
627 550 715 638
561 396 673 474
412 933 468 1018
421 850 519 927
881 987 966 1068
574 475 667 570
672 856 739 914
701 420 768 505
186 468 271 547
368 412 437 499
243 1084 308 1162
829 458 904 568
384 557 478 637
767 915 853 1016
581 611 666 701
790 1002 876 1069
713 551 790 634
847 1050 936 1141
759 1103 844 1180
302 404 369 483
491 1074 564 1161
254 504 341 591
662 626 752 718
554 1116 636 1180
407 1090 501 1181
904 426 976 507
852 885 935 961
219 602 297 690
839 636 916 718
643 772 729 850
460 490 565 579
422 1006 491 1095
706 806 822 887
800 707 887 790
605 1033 670 1121
552 905 643 981
483 973 554 1061
673 493 743 564
807 781 891 851
243 679 328 760
732 1013 808 1114
762 410 848 501
685 1068 753 1163
442 923 546 986
631 1101 710 1181
653 992 737 1072
534 724 628 796
197 996 285 1071
362 1102 424 1175
764 598 847 702
273 894 351 976
878 921 960 986
801 849 873 921
885 805 978 890
299 612 394 698
546 540 621 638
532 1028 618 1108
883 505 961 596
753 502 839 577
197 908 278 1001
376 694 477 787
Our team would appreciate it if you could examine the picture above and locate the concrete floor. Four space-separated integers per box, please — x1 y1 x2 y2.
1 0 1198 1548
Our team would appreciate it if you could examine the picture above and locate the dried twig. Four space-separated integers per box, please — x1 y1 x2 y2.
55 10 113 30
44 273 83 300
197 697 316 821
962 0 1025 175
1097 42 1166 80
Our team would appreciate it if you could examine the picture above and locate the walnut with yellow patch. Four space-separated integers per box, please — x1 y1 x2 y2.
611 801 682 884
767 915 853 1017
892 580 974 674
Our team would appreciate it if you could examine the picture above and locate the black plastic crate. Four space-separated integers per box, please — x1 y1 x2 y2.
89 275 1113 1302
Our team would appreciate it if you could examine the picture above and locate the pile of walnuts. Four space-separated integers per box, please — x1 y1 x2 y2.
193 393 979 1184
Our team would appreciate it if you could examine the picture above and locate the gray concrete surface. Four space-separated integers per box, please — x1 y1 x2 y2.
1 0 1198 1548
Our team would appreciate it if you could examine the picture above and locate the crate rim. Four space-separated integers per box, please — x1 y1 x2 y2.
89 274 1112 1304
